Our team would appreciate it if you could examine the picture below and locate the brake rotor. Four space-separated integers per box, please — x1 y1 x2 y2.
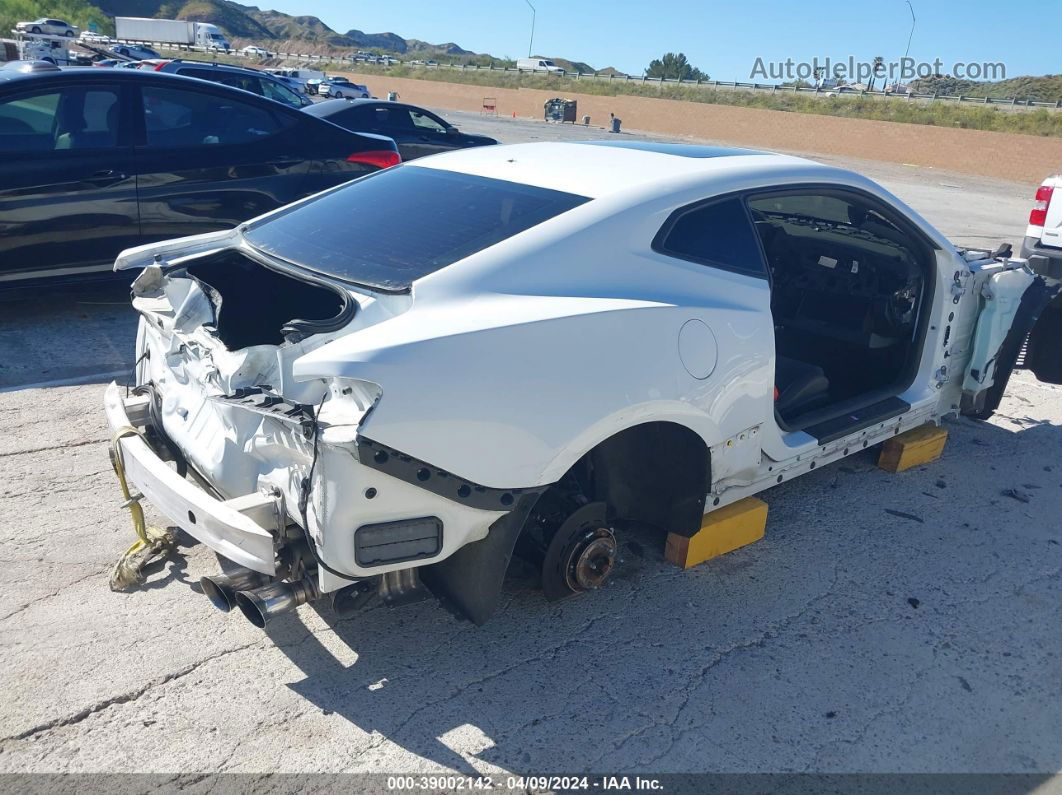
541 502 619 601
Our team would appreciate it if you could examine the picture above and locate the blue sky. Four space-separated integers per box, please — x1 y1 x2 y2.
262 0 1054 81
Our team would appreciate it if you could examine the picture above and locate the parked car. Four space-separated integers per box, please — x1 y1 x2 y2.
108 44 161 61
147 60 312 108
1021 175 1062 384
304 98 497 160
91 58 122 68
320 76 370 98
79 31 113 45
0 60 60 74
304 78 324 95
15 19 79 37
0 68 399 284
102 141 1062 630
270 74 306 95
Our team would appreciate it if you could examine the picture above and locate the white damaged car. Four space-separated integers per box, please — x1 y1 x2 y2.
104 142 1061 627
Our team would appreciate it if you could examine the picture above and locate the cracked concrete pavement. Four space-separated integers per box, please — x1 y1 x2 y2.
0 113 1059 777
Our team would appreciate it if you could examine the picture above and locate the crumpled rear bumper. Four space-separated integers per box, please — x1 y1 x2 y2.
103 381 281 575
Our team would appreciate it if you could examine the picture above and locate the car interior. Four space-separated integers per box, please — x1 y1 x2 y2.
747 191 932 429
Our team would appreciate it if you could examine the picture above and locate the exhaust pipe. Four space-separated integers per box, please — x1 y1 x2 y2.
199 566 269 613
235 577 320 628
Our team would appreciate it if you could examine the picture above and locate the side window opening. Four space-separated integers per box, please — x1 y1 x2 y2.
342 105 379 130
376 107 415 130
747 189 930 426
411 110 447 134
654 196 766 277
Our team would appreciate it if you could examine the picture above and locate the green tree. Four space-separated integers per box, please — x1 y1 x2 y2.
645 52 707 81
869 55 885 91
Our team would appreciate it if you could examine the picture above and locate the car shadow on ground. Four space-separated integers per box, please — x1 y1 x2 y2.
225 414 1062 775
0 279 137 390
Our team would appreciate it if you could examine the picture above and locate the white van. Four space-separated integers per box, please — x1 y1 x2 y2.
517 57 565 74
277 68 325 82
266 68 326 93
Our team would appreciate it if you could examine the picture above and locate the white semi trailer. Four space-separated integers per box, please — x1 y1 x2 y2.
114 17 230 50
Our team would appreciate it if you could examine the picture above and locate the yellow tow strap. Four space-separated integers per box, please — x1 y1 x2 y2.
108 426 177 592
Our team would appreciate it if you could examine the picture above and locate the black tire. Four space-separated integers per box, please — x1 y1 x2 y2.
31 26 41 33
65 30 74 37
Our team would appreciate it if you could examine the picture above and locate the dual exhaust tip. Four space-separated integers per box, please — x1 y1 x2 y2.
199 567 319 628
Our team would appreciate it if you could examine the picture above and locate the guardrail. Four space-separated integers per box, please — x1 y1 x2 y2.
118 39 1062 111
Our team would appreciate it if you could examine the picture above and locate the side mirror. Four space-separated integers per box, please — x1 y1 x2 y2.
446 126 459 135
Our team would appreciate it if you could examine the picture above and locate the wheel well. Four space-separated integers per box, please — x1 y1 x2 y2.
420 422 710 625
566 422 711 538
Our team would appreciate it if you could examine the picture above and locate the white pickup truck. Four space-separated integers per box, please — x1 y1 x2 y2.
103 143 1061 630
1021 176 1062 385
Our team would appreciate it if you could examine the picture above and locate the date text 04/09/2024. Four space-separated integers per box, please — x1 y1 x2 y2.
385 775 664 790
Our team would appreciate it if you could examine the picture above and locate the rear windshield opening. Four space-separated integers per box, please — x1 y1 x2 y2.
243 166 590 291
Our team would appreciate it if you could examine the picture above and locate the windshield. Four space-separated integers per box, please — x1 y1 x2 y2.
244 166 590 291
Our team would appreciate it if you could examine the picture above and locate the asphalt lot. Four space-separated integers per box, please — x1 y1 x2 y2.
1 112 1059 779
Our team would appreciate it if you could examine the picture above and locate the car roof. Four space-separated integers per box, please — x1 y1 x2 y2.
302 98 352 117
0 66 297 98
304 98 421 117
162 60 272 76
411 141 845 200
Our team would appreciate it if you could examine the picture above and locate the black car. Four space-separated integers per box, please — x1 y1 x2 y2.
146 59 313 110
0 69 399 284
303 99 497 161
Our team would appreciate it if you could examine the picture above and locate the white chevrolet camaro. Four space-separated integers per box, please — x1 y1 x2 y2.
104 141 1061 628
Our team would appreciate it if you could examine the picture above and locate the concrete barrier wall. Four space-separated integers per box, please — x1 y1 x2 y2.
337 71 1059 186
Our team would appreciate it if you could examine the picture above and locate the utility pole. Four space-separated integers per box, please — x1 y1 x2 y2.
524 0 536 58
904 0 916 59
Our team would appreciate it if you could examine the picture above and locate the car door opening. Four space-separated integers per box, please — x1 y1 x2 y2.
748 189 933 431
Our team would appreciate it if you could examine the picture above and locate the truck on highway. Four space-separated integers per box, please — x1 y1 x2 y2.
114 17 230 51
1 33 75 65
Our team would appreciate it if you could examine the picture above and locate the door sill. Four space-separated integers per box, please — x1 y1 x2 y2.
798 396 912 444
